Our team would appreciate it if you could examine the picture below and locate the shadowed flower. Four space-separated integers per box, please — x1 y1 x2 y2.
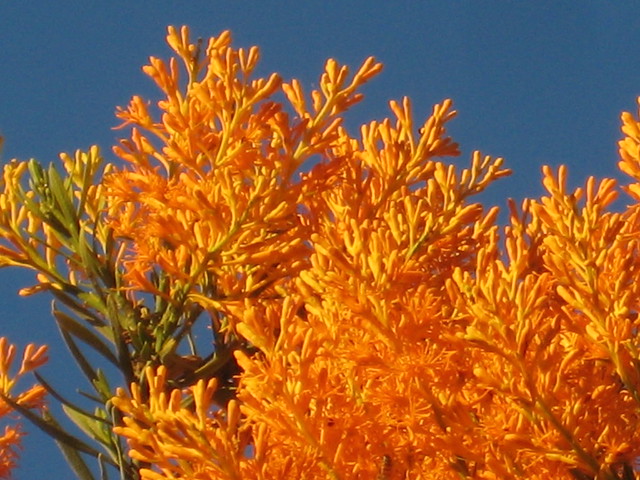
0 338 47 479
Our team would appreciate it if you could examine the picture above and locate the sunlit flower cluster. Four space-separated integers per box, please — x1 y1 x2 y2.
105 27 383 311
112 366 250 480
108 26 640 480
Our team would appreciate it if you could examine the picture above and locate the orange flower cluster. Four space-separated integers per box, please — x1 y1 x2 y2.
112 366 247 480
105 27 382 305
106 26 513 480
106 26 640 479
0 338 47 478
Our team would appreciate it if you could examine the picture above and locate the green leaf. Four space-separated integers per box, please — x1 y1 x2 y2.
27 158 46 187
34 372 110 426
62 404 112 451
93 369 113 401
105 297 136 386
77 290 110 317
77 172 91 221
48 162 77 229
76 232 110 289
56 319 100 390
50 289 106 328
106 293 137 332
45 410 97 480
53 308 119 368
77 390 104 405
102 226 116 269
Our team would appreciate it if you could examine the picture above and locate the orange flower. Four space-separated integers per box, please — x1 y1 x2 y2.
0 338 47 479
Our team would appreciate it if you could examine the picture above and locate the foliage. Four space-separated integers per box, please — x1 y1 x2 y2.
1 25 640 479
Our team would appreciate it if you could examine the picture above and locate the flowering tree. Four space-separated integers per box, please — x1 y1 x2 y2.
1 25 640 479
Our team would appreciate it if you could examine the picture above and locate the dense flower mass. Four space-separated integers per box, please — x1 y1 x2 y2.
104 27 640 479
2 24 640 480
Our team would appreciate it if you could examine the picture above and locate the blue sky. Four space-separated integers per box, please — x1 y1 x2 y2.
1 3 640 478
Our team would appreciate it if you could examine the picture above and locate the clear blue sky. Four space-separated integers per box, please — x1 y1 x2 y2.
1 3 640 478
